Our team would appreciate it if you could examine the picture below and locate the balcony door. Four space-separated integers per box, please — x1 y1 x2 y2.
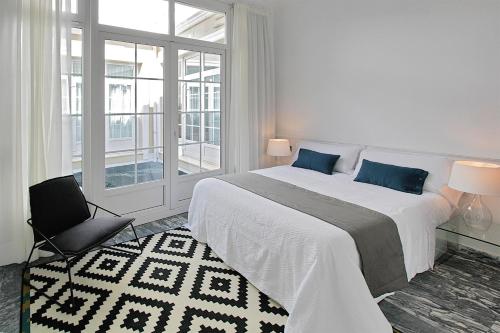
172 44 225 203
87 0 227 221
91 33 170 215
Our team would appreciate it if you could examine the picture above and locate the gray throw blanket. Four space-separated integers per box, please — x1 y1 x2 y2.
216 172 409 297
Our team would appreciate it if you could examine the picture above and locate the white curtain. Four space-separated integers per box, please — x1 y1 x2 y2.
0 0 72 266
228 4 276 173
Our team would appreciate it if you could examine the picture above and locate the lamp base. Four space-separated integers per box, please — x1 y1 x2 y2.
462 194 492 231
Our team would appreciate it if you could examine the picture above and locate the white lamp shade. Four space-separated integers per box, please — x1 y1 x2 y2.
267 139 291 157
448 160 500 196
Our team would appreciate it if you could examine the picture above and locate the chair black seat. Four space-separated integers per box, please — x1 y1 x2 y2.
40 217 134 255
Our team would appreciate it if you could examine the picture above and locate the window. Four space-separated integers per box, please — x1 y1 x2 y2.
99 0 169 34
104 40 165 188
178 50 221 175
175 3 226 44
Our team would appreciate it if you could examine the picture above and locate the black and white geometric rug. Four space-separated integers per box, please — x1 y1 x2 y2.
25 228 288 333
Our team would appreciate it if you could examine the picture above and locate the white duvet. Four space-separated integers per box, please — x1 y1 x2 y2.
187 166 452 333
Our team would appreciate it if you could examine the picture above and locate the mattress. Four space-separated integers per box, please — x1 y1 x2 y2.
187 165 452 333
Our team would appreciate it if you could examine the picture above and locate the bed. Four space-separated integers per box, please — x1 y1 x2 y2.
187 142 459 333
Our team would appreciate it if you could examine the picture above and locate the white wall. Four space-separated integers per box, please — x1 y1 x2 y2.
273 0 500 160
271 0 500 255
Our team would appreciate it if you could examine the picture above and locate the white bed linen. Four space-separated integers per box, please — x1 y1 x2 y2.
187 166 452 333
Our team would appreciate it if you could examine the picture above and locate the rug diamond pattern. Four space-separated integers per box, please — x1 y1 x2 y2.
28 228 288 333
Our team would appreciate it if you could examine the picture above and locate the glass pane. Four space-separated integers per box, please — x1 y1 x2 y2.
202 142 220 171
202 83 221 111
188 85 200 112
178 113 200 145
61 76 70 116
105 78 135 114
71 116 83 154
137 44 164 79
202 112 220 145
179 82 201 112
203 53 221 82
137 148 164 184
99 0 169 34
137 80 163 113
175 3 225 44
178 82 197 113
105 115 135 151
71 115 83 186
178 82 184 112
71 28 83 186
71 75 82 115
105 40 135 77
71 28 82 75
105 151 136 188
103 40 165 190
178 143 201 175
178 50 200 81
137 114 163 149
178 81 201 113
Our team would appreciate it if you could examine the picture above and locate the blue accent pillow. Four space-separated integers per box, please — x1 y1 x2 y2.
354 159 429 195
292 149 340 175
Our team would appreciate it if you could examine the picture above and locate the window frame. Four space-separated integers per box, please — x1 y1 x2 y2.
92 0 230 50
68 18 87 187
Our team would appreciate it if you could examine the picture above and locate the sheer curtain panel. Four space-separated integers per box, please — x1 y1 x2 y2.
228 4 276 173
0 0 72 266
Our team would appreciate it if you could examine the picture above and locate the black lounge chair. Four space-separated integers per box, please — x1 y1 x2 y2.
22 175 142 310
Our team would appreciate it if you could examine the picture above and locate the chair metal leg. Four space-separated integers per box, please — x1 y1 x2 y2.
21 243 36 308
130 224 143 254
22 244 36 277
64 258 75 310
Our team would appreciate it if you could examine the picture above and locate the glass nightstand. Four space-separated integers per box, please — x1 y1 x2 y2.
437 216 500 249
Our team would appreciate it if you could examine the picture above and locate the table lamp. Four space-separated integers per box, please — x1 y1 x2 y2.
448 160 500 231
267 139 291 158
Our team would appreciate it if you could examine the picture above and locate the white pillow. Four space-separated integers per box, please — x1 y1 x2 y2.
292 140 364 174
354 148 462 205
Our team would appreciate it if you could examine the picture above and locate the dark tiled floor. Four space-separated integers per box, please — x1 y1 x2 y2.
380 249 500 333
0 262 23 333
0 213 498 333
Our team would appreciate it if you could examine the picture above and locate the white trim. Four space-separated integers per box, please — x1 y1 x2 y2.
177 0 230 14
103 178 167 197
128 202 190 225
